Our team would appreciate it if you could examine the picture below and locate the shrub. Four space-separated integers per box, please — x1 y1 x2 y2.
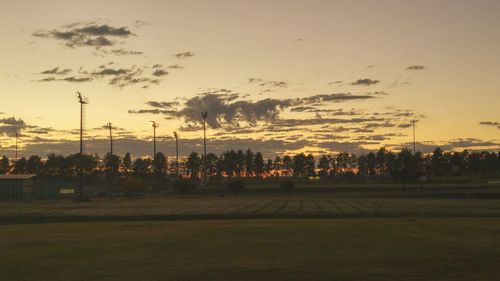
122 178 147 195
172 178 195 195
227 179 245 195
280 180 295 194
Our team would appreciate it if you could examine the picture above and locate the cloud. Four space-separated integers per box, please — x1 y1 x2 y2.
152 69 168 77
317 141 371 154
479 121 500 129
92 68 130 76
406 65 425 70
130 90 388 129
259 81 288 88
351 78 379 86
62 76 93 83
37 64 166 88
145 101 179 108
168 64 184 69
248 78 289 88
128 109 176 115
174 51 194 58
302 93 377 103
11 136 312 158
109 49 143 55
40 67 72 75
0 117 28 136
33 22 134 49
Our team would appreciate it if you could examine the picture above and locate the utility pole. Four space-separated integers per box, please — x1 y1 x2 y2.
106 122 113 156
412 120 416 156
150 121 159 157
76 92 88 201
201 111 208 184
174 131 179 177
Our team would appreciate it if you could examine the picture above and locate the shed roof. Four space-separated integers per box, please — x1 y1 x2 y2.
0 174 37 180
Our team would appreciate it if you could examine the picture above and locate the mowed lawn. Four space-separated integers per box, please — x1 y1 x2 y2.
1 218 500 281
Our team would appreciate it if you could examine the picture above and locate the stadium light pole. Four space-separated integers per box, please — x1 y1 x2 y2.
412 120 416 156
201 111 208 183
76 92 88 201
15 131 19 162
150 121 159 157
174 131 179 176
106 122 113 156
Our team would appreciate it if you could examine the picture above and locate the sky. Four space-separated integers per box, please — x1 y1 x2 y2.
0 0 499 158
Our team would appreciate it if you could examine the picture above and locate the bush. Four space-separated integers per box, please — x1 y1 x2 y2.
227 179 245 195
280 180 295 194
172 178 195 195
122 178 147 195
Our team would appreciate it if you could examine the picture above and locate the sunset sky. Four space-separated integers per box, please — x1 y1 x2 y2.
1 0 499 158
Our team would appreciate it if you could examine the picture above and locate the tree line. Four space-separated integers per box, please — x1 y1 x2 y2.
1 147 499 185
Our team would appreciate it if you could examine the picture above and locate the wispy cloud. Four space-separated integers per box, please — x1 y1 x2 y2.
33 22 134 49
351 78 379 86
174 51 194 58
406 65 425 70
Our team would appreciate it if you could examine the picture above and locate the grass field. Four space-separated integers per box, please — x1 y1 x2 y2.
1 218 500 281
2 185 500 280
2 192 500 224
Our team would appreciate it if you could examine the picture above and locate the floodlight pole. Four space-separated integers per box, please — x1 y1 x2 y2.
15 131 18 162
150 121 159 157
412 120 416 156
174 131 179 176
201 111 208 183
76 92 88 201
106 122 113 156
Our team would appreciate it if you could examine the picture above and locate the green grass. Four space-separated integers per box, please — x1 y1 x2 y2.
1 218 500 281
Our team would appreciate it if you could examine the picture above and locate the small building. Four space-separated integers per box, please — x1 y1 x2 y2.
0 174 37 200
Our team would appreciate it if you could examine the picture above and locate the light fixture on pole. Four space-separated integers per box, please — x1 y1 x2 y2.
201 111 208 183
174 131 179 176
106 122 113 156
412 120 416 156
150 121 159 157
76 91 88 201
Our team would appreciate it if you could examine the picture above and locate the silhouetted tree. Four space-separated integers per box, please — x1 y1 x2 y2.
123 152 132 177
273 156 282 177
254 152 264 178
244 149 254 177
305 154 316 176
318 155 330 177
186 152 201 179
357 154 368 175
265 158 273 176
393 148 419 189
13 157 28 174
133 157 152 178
152 152 167 176
0 156 9 174
205 152 218 182
293 153 306 177
282 155 293 176
26 155 43 174
104 152 121 182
